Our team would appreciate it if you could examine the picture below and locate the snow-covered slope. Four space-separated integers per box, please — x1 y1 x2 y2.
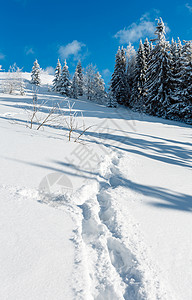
0 73 191 299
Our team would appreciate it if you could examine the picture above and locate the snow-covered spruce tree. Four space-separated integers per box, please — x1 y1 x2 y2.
71 70 79 99
178 41 192 123
166 38 186 121
84 64 97 100
52 59 62 92
131 40 147 111
107 89 117 107
143 38 151 65
111 48 121 101
31 59 41 86
93 71 106 101
145 18 171 117
59 60 71 97
76 61 84 96
111 47 127 104
126 43 136 107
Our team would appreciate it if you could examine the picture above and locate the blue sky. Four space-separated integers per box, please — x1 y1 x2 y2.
1 0 192 83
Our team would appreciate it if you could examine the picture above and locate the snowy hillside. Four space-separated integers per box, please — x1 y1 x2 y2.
0 73 191 300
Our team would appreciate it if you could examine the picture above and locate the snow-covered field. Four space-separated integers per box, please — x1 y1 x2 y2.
0 73 191 300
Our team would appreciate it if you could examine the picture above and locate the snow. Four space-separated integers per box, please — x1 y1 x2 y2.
0 187 74 300
0 72 191 299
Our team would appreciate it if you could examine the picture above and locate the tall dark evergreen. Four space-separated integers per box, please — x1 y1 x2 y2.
60 60 71 97
167 39 186 120
126 43 136 106
131 40 147 111
71 70 79 99
111 47 127 104
52 59 61 92
107 88 118 107
179 41 192 122
145 18 171 116
168 39 180 104
180 41 192 105
76 61 84 96
110 17 192 124
31 59 41 86
143 38 151 64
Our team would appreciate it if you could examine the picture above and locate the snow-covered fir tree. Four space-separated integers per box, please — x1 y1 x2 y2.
52 59 62 92
178 40 192 122
111 48 121 101
107 89 117 107
111 47 127 104
143 38 151 64
145 18 171 116
93 71 106 101
71 70 79 99
76 61 84 96
110 17 192 124
167 38 185 120
180 41 192 105
31 59 41 86
126 43 136 106
84 64 97 100
131 40 147 111
168 40 180 102
59 60 71 97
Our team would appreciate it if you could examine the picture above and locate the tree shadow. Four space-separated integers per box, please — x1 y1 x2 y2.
3 155 192 212
109 173 192 212
80 129 192 169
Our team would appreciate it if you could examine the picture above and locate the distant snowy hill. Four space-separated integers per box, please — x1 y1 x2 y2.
0 72 191 300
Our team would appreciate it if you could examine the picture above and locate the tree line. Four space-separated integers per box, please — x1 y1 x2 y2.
31 59 107 103
110 18 192 124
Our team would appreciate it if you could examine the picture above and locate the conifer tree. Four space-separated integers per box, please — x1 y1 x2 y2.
126 43 136 106
111 48 121 100
60 60 71 97
168 40 179 101
111 47 127 104
107 89 117 107
84 64 96 100
166 38 185 120
71 70 79 99
93 71 105 101
178 41 192 122
31 59 41 86
76 61 84 96
52 59 61 92
131 40 147 111
180 41 192 105
145 18 171 116
143 38 151 64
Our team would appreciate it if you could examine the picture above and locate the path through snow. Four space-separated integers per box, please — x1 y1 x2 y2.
38 150 172 300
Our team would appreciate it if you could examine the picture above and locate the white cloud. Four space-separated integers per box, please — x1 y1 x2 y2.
44 66 55 75
114 13 170 44
0 52 5 60
114 16 155 44
186 3 192 12
25 47 34 55
58 40 86 61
